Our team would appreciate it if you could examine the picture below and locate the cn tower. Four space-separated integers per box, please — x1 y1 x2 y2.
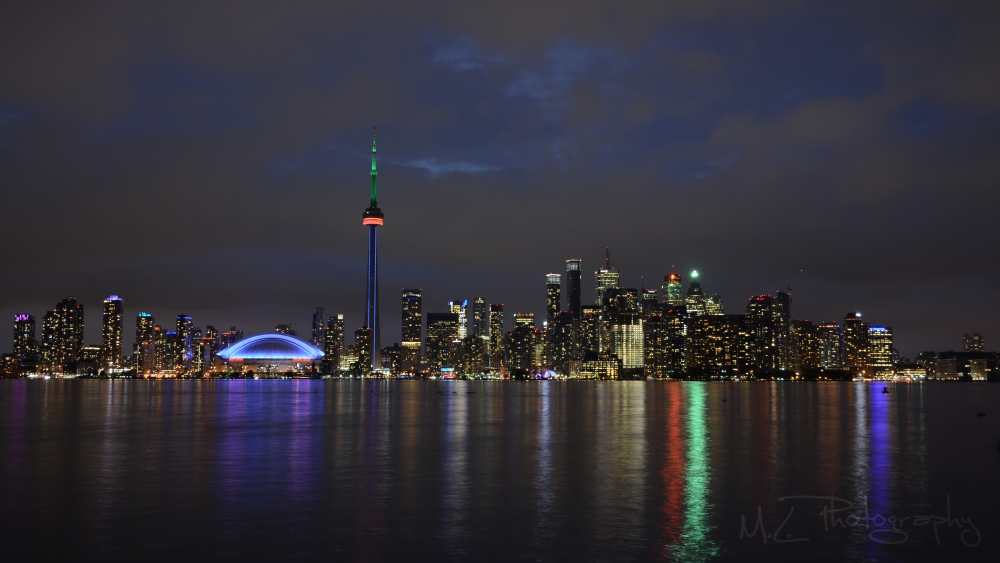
362 126 383 370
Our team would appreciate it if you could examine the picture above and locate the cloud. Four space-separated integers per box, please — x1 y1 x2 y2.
400 158 502 177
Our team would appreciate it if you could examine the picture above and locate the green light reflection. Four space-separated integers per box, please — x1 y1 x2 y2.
677 383 719 562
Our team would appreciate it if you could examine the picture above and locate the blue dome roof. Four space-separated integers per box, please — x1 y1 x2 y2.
218 333 324 361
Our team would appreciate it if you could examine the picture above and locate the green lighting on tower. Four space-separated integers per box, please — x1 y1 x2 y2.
691 270 699 279
370 124 378 208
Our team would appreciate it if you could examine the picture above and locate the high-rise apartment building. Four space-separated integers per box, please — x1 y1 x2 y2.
401 289 422 365
135 312 155 375
175 315 193 373
773 291 791 371
566 259 582 320
817 322 843 369
546 274 561 324
661 305 687 377
311 307 325 350
745 295 775 374
355 327 373 374
220 327 243 350
579 305 602 356
789 319 819 373
489 304 504 370
324 315 344 368
43 297 84 373
843 312 870 375
13 314 37 374
100 295 124 370
506 323 536 375
426 313 460 370
963 333 984 353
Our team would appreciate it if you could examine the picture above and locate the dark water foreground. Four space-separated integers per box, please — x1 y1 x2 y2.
1 380 997 562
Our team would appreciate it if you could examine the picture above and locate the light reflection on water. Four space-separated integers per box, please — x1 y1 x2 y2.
0 380 997 563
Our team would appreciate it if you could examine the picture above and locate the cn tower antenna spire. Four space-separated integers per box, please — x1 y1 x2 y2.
370 124 378 208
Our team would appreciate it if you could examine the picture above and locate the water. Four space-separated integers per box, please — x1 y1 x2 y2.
1 380 997 562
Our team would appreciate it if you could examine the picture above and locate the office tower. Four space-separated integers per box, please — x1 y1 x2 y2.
340 344 359 371
426 313 460 370
355 327 373 374
324 315 345 367
705 294 724 316
134 312 155 374
99 295 124 370
661 305 687 377
745 295 775 374
579 306 602 356
13 314 37 374
546 274 561 324
643 307 664 378
613 314 644 375
685 274 706 317
963 333 984 353
843 312 870 375
401 289 422 365
663 273 682 306
790 320 819 373
514 312 535 327
362 129 384 371
566 259 582 319
507 323 536 376
448 299 468 339
275 324 295 336
472 297 488 337
489 304 504 370
641 288 658 315
595 249 620 307
220 327 243 349
312 307 325 350
204 325 219 357
868 326 894 376
175 315 193 373
817 322 843 369
772 290 791 370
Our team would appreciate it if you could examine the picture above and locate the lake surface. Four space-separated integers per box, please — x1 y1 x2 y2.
1 380 997 562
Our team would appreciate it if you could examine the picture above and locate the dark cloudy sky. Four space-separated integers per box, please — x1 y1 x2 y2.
2 1 999 357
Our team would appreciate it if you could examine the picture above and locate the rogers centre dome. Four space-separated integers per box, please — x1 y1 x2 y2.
217 333 324 362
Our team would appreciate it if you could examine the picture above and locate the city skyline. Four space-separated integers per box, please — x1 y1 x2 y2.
2 3 1000 357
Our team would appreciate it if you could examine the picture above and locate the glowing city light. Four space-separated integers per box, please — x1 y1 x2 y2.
691 270 699 278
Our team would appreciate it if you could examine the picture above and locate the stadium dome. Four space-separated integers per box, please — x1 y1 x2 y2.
217 333 324 361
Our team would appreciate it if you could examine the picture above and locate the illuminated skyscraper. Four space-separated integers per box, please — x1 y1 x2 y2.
548 311 576 374
426 313 460 370
205 325 219 357
745 295 775 374
566 259 582 319
641 288 658 315
362 128 384 371
175 315 193 373
472 297 488 337
663 273 682 306
963 333 984 353
684 273 705 317
355 327 373 374
661 305 687 377
153 325 168 372
401 289 422 365
507 323 536 376
868 326 894 376
789 319 819 373
843 312 870 375
46 297 84 373
135 312 155 375
489 304 504 370
311 307 325 350
325 315 344 367
448 299 468 339
579 305 602 356
220 327 243 350
595 249 620 307
817 322 843 369
705 294 724 316
100 295 124 370
773 291 791 370
546 274 561 324
613 313 644 376
13 314 37 374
